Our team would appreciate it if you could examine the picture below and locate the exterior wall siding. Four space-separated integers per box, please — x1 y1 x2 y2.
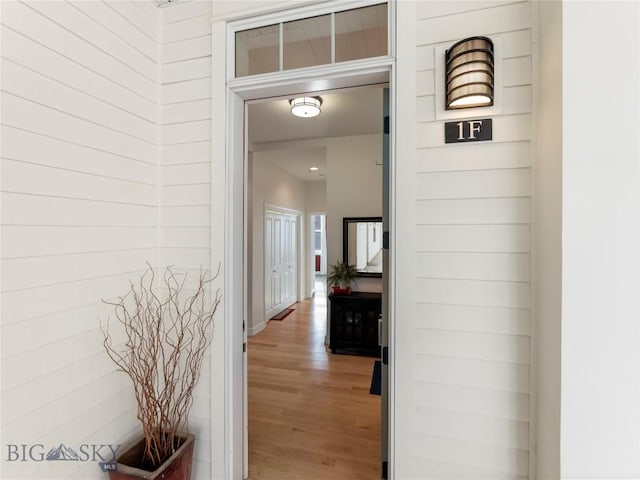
408 1 533 478
0 1 160 479
1 1 536 479
159 2 213 478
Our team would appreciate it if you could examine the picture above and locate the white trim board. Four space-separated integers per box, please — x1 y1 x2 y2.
210 2 400 479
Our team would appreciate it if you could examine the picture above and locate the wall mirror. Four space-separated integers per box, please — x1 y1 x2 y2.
343 217 383 278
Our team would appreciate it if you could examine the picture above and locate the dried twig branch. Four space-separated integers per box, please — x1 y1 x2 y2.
101 263 220 469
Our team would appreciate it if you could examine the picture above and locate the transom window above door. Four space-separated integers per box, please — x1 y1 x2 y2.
234 2 388 78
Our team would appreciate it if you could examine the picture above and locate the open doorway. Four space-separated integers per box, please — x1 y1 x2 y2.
309 212 327 300
245 85 386 479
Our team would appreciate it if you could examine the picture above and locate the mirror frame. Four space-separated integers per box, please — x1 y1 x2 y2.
343 216 383 278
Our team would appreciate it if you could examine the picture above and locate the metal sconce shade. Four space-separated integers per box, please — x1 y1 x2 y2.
290 96 322 118
445 36 494 109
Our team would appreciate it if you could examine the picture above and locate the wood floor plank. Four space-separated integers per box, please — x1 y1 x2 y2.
248 284 381 480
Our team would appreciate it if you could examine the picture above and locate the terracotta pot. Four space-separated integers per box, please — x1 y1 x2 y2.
108 433 194 480
332 286 351 295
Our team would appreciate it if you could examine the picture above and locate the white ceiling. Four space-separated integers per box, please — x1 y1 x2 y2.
248 86 384 182
253 146 327 182
248 86 384 144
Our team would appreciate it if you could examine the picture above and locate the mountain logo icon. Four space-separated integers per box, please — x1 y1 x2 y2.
45 444 79 461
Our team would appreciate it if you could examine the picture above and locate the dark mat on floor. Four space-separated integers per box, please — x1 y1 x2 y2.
370 360 381 395
270 308 294 321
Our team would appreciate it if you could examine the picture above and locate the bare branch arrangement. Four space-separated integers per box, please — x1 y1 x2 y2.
101 263 220 470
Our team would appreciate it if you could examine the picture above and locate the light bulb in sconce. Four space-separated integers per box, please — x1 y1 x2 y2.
445 37 494 109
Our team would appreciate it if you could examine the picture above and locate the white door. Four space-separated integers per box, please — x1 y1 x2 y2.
265 209 298 319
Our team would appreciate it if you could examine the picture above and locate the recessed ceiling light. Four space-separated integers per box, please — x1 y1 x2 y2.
290 97 322 118
309 167 319 172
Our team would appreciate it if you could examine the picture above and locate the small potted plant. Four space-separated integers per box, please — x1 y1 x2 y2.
326 260 359 295
100 263 220 480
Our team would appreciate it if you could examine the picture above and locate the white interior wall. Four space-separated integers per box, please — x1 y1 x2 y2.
248 154 306 335
254 133 383 293
304 181 327 212
325 134 383 293
0 1 159 478
561 2 640 478
397 2 534 478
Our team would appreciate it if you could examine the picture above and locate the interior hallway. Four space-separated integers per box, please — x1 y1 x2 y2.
247 279 381 480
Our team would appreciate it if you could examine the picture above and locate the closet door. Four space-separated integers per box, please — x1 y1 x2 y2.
265 210 298 319
264 212 283 318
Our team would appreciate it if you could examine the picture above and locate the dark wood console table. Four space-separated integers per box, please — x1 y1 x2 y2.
328 291 381 356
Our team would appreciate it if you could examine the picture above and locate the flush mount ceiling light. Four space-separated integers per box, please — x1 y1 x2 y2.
309 167 319 172
445 36 494 109
289 96 322 118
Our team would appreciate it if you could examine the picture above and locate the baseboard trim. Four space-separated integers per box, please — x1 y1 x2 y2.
248 321 266 337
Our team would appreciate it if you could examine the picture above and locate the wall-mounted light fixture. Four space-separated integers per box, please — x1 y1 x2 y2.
290 96 322 118
445 36 494 109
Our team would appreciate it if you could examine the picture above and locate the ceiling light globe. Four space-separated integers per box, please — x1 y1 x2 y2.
290 97 322 118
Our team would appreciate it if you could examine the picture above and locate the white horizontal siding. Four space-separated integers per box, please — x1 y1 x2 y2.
2 159 156 205
408 1 533 478
161 77 211 104
414 382 530 421
29 1 157 82
162 141 211 164
1 26 157 122
416 252 530 282
2 225 156 258
0 2 160 480
417 141 531 173
160 205 210 227
1 192 156 226
158 2 213 477
414 329 530 364
415 303 531 336
1 271 150 326
161 0 213 24
416 2 530 46
415 355 530 394
162 58 211 87
160 226 210 249
1 126 156 183
416 168 531 200
414 457 527 480
1 59 156 143
416 278 530 309
162 34 211 63
1 1 157 102
2 93 156 164
162 97 211 123
416 197 530 225
161 119 211 145
416 224 530 253
1 248 157 292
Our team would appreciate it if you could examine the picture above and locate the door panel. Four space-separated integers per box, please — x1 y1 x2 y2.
264 214 274 311
265 210 298 319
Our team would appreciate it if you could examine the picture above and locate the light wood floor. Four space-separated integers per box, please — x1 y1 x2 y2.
248 283 381 480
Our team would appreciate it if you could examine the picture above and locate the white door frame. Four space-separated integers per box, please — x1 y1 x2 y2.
308 211 327 297
210 2 406 478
